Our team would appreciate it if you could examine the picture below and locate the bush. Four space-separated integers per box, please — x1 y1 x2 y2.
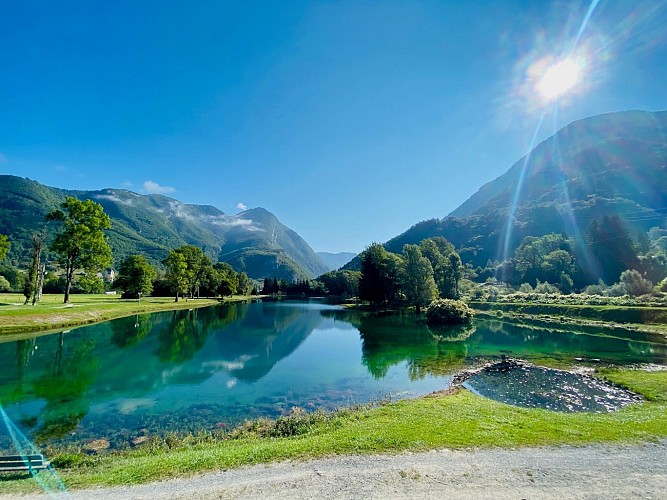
619 269 653 297
426 299 474 325
534 280 560 294
657 278 667 293
518 283 533 293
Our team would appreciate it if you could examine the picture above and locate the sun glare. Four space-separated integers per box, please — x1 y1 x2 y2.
536 58 582 101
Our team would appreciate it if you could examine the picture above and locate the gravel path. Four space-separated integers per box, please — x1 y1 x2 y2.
6 440 666 499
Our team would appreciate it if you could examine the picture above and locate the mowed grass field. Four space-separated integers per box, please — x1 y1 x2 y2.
0 293 228 336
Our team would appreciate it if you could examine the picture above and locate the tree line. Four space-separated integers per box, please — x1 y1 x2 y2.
0 197 255 304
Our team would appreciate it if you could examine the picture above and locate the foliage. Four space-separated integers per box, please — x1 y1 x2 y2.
618 269 654 297
0 234 9 261
318 270 360 297
73 274 106 294
419 237 462 299
425 299 473 325
587 215 639 285
163 251 189 302
47 197 112 303
0 275 10 291
400 244 437 313
358 243 402 305
518 283 533 293
657 277 667 293
534 280 560 294
115 255 157 299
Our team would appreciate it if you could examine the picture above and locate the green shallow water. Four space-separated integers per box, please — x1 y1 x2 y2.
0 299 665 450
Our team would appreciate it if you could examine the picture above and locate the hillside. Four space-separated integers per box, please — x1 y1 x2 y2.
348 110 667 271
317 252 358 271
0 176 328 280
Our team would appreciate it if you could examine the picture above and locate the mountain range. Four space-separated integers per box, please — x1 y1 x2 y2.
3 109 666 281
316 252 358 271
0 175 329 280
346 110 667 270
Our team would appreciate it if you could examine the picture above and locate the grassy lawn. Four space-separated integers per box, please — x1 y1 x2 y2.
1 369 665 492
0 293 248 336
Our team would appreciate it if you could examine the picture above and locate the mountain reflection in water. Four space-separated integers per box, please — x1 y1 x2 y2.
0 300 665 451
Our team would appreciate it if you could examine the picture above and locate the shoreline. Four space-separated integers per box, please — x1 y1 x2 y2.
0 294 256 338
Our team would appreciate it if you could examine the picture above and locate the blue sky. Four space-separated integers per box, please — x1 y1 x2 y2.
1 1 666 253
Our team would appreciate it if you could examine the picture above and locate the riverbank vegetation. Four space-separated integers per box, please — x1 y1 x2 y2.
0 368 664 493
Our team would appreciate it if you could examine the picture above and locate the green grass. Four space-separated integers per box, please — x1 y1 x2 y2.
1 369 665 493
0 293 250 336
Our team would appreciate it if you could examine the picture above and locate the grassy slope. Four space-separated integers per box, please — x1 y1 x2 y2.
1 370 665 492
0 294 231 336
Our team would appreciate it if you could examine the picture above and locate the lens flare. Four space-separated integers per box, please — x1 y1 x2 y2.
536 58 583 101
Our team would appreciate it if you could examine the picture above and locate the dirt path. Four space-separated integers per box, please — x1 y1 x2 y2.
7 440 666 499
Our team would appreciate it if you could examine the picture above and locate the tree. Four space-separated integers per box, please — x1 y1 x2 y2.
163 251 189 302
47 197 112 303
419 237 463 299
587 215 638 284
0 234 9 261
359 243 402 306
237 272 250 296
23 232 44 304
115 255 157 299
400 244 437 314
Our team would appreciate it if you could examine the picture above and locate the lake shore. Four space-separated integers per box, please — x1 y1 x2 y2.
0 293 254 337
0 368 665 494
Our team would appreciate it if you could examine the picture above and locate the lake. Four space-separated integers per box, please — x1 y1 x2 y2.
1 299 665 451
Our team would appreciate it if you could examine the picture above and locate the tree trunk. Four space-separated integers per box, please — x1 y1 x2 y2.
64 265 74 304
174 293 179 303
415 304 421 314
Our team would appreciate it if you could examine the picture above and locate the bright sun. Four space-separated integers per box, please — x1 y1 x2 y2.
536 58 582 101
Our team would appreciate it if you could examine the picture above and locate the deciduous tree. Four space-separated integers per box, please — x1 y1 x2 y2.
47 198 112 303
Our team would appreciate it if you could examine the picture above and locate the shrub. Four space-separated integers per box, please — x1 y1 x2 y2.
426 299 474 325
534 280 560 294
619 269 653 297
518 283 533 293
657 278 667 293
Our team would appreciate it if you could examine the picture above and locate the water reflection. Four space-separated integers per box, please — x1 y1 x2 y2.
0 300 665 451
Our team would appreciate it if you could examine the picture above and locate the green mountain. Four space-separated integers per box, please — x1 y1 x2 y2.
348 110 667 271
0 176 328 280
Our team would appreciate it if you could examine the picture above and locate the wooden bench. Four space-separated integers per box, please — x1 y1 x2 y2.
0 454 49 472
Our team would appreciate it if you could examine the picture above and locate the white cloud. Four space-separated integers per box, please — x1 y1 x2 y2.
143 180 175 194
236 202 248 211
121 181 134 188
95 194 134 206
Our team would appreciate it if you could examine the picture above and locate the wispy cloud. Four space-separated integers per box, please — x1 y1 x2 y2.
236 202 248 211
54 165 67 172
0 153 6 164
121 181 134 188
143 180 175 194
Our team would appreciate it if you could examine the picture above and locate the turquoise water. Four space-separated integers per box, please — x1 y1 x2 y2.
0 299 665 450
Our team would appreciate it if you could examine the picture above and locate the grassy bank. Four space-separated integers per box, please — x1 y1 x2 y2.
1 369 665 493
470 300 667 333
0 293 251 336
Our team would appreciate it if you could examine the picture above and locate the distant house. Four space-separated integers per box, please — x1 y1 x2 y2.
98 268 116 283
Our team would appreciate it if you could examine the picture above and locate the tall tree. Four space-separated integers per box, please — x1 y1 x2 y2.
420 237 463 299
47 198 112 303
587 215 638 284
400 244 437 314
359 243 402 305
163 251 189 302
115 255 157 299
23 232 46 305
